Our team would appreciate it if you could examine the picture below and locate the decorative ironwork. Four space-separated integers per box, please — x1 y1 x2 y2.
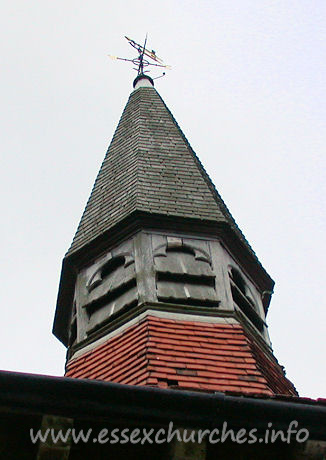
109 35 170 77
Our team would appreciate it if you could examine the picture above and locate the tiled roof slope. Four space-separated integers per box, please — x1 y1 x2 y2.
67 85 246 256
66 316 297 396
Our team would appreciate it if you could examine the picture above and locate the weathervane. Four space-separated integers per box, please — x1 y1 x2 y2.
109 35 170 79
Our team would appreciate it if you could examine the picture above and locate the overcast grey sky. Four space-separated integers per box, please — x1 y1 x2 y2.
0 0 325 398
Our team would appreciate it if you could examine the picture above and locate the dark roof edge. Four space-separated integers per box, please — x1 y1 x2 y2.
67 211 274 288
0 370 325 440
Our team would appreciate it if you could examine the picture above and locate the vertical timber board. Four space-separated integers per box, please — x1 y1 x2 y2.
210 241 233 311
134 232 157 303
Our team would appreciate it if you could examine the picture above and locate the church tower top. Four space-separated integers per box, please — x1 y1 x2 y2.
53 61 296 397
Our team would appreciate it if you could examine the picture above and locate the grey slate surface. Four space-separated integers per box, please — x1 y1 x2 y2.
67 85 249 257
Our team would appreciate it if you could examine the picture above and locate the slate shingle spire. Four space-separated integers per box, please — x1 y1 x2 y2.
68 76 243 256
54 75 296 397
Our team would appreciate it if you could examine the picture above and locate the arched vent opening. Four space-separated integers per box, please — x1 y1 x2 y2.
84 253 138 332
155 244 218 308
230 268 246 296
229 267 264 332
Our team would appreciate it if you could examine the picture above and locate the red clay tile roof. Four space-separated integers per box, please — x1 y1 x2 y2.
65 316 297 396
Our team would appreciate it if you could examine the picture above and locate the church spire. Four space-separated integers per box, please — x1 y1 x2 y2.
68 75 235 255
54 73 296 397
